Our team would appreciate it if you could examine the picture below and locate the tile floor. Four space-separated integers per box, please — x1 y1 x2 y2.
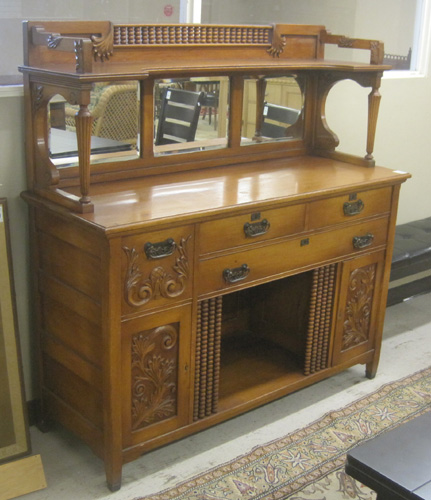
22 292 431 500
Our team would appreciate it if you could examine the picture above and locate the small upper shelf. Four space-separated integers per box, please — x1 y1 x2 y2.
20 21 391 214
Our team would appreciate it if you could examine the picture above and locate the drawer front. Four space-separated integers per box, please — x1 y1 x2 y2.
199 204 305 255
198 217 388 296
121 225 194 315
308 187 392 229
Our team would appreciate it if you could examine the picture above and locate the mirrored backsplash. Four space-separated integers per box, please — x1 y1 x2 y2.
153 76 230 156
49 81 140 167
241 75 304 146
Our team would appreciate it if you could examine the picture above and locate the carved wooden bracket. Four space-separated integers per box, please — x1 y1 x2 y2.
313 70 383 162
267 24 287 57
31 22 114 73
91 23 114 62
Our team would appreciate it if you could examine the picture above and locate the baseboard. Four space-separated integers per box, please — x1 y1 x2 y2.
27 399 41 427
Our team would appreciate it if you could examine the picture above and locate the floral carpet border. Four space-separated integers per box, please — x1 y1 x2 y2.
137 367 431 500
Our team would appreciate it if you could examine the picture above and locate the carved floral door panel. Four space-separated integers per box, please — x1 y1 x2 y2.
121 304 192 447
332 251 385 366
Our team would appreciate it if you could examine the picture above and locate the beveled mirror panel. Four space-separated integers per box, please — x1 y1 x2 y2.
48 81 140 167
153 76 229 156
241 75 304 146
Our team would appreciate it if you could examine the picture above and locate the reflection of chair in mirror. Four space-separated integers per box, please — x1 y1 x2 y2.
155 88 204 145
65 83 139 148
260 102 301 138
200 84 219 128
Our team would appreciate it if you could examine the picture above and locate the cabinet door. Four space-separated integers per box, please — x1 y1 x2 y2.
332 251 385 366
121 305 192 447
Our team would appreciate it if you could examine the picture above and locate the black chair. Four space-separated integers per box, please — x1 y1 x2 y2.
260 102 301 138
155 88 204 145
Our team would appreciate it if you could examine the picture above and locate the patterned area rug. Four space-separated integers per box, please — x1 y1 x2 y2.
138 367 431 500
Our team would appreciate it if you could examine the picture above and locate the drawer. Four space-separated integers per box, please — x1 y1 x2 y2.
308 187 392 229
197 217 388 296
199 203 305 255
121 225 194 315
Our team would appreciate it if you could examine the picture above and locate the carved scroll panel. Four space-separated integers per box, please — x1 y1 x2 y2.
122 231 192 314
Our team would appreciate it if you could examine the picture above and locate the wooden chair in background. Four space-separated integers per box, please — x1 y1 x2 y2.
155 88 204 145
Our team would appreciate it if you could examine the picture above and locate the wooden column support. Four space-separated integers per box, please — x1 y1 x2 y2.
75 105 93 206
366 81 382 161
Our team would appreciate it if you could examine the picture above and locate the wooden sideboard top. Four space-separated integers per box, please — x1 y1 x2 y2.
50 155 409 234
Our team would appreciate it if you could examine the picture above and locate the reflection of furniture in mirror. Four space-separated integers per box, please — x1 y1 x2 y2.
65 83 139 148
242 76 303 140
383 48 412 70
260 102 301 138
21 21 410 492
49 128 133 160
155 88 204 145
200 85 219 128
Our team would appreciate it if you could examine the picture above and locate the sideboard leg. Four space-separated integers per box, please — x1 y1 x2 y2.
365 360 378 379
105 463 122 492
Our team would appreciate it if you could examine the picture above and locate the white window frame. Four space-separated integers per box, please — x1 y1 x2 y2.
384 0 431 79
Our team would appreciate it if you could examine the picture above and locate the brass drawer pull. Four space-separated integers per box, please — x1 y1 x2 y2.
144 238 176 259
343 199 364 216
243 219 270 238
353 233 374 249
223 264 250 283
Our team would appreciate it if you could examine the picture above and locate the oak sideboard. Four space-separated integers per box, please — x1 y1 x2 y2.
20 20 410 490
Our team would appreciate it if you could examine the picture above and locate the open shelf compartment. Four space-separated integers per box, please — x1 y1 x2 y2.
194 263 337 420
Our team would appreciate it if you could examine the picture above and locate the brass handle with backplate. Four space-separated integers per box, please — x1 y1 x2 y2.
343 199 364 216
353 233 374 249
144 238 176 259
243 219 270 237
223 264 250 283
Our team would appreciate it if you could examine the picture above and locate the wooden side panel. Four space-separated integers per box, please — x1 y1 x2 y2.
43 357 103 428
38 232 101 300
33 209 105 435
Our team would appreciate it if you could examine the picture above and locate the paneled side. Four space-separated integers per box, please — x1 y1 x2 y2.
35 212 104 433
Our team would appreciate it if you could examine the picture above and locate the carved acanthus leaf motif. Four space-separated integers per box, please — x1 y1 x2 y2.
342 264 376 350
131 325 178 430
91 22 114 62
123 235 191 308
267 25 286 58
